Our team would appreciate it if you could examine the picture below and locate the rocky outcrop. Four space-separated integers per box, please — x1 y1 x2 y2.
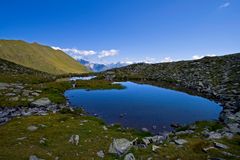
0 98 68 125
100 53 240 131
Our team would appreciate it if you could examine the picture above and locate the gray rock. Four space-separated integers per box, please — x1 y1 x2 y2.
124 153 135 160
152 145 160 152
207 132 223 139
175 130 194 135
9 96 19 101
17 137 27 141
227 123 240 133
29 155 44 160
28 98 34 102
141 128 149 132
222 132 234 139
103 126 108 131
108 138 132 155
174 139 188 145
97 150 104 158
27 125 38 131
31 92 40 97
0 83 9 90
142 137 151 145
69 135 79 145
214 142 229 149
202 146 215 153
31 98 51 107
5 93 16 96
40 137 47 144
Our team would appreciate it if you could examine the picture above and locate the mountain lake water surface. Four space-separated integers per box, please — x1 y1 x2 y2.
64 81 222 133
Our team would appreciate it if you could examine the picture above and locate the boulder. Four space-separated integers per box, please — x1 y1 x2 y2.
27 125 38 131
205 131 223 139
0 83 9 90
108 138 132 155
152 145 160 152
141 128 149 132
124 153 135 160
174 139 188 145
214 142 229 149
97 150 104 158
227 123 240 133
31 98 51 107
69 135 79 145
29 155 43 160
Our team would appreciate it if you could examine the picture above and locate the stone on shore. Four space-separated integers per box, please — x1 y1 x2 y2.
124 153 135 160
108 138 132 155
31 98 51 107
174 139 188 145
214 142 229 149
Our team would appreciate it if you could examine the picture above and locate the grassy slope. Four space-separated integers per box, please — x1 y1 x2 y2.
1 113 240 160
0 40 89 75
0 58 56 84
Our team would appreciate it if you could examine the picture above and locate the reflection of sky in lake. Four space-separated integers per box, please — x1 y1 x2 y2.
65 82 222 133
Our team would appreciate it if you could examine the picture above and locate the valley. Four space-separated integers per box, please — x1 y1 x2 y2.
0 47 240 159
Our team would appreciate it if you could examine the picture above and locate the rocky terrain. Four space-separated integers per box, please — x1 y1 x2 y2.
0 54 240 159
99 53 240 132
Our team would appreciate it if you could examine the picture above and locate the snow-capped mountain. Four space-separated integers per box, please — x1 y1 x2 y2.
78 59 130 72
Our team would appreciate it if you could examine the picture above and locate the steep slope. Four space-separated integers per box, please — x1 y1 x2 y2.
0 40 89 75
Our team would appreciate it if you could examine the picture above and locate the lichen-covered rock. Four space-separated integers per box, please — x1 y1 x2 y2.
69 135 79 145
31 98 51 107
27 125 38 131
124 153 135 160
109 138 132 155
96 150 104 158
174 139 188 145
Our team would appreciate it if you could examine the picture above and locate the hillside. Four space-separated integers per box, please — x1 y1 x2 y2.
0 40 89 75
99 53 240 125
0 58 55 84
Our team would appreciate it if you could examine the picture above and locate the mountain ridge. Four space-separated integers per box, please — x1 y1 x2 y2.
0 40 89 75
78 59 130 72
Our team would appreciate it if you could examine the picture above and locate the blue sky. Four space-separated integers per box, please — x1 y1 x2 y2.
0 0 239 64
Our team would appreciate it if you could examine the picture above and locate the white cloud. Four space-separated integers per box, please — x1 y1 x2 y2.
192 54 216 60
52 46 96 60
219 2 230 8
98 49 119 58
161 57 173 63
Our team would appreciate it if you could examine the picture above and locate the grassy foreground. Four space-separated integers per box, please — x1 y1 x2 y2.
0 112 240 160
75 80 125 90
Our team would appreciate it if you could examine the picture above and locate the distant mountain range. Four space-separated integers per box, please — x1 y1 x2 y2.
0 40 89 75
78 59 130 72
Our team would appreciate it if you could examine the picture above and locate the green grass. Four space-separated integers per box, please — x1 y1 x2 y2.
75 80 125 90
34 81 72 104
0 113 137 160
0 40 90 75
1 113 240 160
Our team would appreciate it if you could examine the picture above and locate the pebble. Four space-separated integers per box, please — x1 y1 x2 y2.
27 125 38 131
97 150 104 158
